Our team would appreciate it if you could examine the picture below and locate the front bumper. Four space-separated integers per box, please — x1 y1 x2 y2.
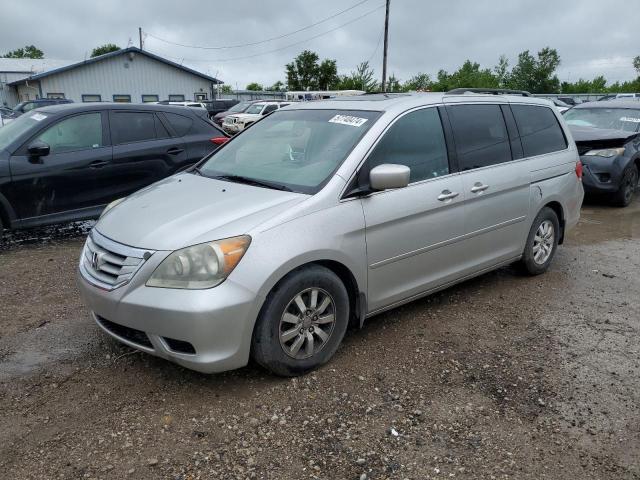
78 246 263 373
580 155 624 194
222 122 242 134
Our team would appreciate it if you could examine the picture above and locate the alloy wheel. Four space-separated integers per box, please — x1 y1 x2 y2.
533 220 555 265
279 287 336 359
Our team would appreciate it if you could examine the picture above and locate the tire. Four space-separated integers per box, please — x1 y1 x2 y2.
612 164 638 207
518 207 560 276
251 265 349 377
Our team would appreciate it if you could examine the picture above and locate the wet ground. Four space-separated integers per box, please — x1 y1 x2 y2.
0 198 639 479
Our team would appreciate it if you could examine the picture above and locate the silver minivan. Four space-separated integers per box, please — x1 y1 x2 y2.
78 92 584 376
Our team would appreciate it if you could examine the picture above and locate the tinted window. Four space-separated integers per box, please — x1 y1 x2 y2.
263 105 278 114
511 105 567 156
111 112 156 144
163 112 193 136
448 104 511 170
37 113 103 154
154 115 171 138
363 108 449 184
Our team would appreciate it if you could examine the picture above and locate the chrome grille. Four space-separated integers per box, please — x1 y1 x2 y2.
80 230 153 290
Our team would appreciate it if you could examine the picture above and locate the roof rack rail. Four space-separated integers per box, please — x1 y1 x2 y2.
446 88 532 97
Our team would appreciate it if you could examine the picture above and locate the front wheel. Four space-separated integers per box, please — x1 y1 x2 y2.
251 265 349 376
518 207 560 275
612 164 638 207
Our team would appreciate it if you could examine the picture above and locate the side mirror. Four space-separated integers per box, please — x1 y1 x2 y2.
27 140 50 157
369 164 410 191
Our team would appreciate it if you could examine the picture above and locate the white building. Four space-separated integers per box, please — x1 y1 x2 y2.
1 47 222 107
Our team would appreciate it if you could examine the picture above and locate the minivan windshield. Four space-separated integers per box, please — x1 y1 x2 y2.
564 107 640 132
198 109 381 194
0 110 50 151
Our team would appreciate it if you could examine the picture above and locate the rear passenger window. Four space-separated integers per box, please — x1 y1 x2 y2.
111 112 156 144
511 105 567 157
363 108 449 184
447 104 512 170
163 112 193 136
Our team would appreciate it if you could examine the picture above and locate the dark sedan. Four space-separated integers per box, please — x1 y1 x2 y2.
0 103 228 233
565 101 640 206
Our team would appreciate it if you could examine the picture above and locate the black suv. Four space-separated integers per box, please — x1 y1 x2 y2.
0 103 228 232
13 98 73 114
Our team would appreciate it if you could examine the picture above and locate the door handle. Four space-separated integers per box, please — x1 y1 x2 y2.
167 147 184 155
437 190 459 201
470 182 489 193
89 160 109 168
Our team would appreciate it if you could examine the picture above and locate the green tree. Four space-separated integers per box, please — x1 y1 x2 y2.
286 50 320 90
337 61 378 92
245 82 264 91
561 75 607 94
508 47 560 93
633 55 640 76
318 59 339 90
387 74 402 92
90 43 120 58
402 72 432 91
2 45 43 59
269 80 285 92
219 85 233 94
494 55 510 88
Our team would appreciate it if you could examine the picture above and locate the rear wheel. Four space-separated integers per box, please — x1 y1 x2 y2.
612 164 638 207
518 207 560 275
251 265 349 376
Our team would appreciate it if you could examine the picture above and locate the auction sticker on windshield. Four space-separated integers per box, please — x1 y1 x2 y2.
328 114 368 127
30 113 47 121
620 116 640 123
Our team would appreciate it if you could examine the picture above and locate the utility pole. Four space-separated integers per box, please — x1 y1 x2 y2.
139 27 143 50
381 0 390 92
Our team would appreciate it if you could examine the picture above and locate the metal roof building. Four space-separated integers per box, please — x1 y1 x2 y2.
1 47 222 107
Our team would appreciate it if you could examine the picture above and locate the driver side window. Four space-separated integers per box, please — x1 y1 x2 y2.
36 113 103 154
360 107 449 187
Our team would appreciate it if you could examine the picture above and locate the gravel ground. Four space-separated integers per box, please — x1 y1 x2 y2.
0 199 638 479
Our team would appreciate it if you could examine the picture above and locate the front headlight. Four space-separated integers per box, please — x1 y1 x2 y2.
584 147 625 158
99 198 125 219
146 235 251 289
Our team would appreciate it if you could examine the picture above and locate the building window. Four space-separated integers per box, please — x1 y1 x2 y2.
82 94 102 103
47 93 65 99
194 93 207 101
142 94 159 103
168 94 185 102
113 94 131 103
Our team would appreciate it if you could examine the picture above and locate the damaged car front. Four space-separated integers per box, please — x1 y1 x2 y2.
565 101 640 206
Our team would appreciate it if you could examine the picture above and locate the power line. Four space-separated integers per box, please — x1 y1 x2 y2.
145 0 371 50
146 4 385 64
366 26 385 66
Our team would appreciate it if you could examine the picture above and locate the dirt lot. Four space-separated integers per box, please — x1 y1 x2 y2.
0 198 639 480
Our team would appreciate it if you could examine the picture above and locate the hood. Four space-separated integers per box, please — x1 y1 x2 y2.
96 173 308 251
569 125 639 143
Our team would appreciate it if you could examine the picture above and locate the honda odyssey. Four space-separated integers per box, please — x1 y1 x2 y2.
78 92 584 376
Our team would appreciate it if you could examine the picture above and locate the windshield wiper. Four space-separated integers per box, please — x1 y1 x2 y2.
211 174 292 192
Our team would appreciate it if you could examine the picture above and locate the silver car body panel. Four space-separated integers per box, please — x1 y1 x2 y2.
78 92 584 373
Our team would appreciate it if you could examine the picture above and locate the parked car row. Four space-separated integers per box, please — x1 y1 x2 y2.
222 100 290 134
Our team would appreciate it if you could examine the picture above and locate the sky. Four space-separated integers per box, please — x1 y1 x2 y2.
3 0 638 88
